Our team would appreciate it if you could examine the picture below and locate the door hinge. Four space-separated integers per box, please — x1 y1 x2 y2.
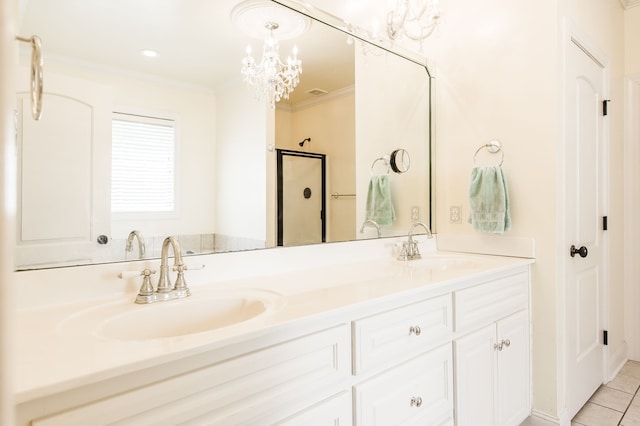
603 216 608 231
603 330 608 346
603 100 610 116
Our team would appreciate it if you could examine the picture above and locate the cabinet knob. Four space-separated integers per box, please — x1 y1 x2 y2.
494 339 511 351
410 396 423 407
409 326 421 336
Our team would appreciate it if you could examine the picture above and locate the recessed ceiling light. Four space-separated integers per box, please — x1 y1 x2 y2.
140 49 159 58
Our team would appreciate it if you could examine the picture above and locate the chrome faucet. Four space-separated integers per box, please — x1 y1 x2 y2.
360 219 381 238
398 222 433 261
125 230 146 260
134 236 191 304
157 236 190 298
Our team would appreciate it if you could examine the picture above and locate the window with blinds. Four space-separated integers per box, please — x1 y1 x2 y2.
111 112 176 213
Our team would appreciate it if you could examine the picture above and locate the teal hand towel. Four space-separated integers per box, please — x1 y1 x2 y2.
365 175 396 226
468 165 511 233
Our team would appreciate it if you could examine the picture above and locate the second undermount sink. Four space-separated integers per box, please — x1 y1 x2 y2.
58 289 285 341
404 255 484 271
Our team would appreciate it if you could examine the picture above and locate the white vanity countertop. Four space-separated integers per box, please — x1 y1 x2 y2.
14 241 535 404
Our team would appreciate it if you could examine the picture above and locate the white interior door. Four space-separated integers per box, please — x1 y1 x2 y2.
16 70 112 268
565 37 607 417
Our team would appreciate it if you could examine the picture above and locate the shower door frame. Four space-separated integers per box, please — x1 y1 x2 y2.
276 149 326 247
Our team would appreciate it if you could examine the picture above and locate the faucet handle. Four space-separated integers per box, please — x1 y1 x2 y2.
172 264 191 298
411 240 422 260
397 241 410 261
130 269 158 304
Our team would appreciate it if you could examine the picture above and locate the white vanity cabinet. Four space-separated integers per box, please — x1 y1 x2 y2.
17 325 352 426
16 259 532 426
352 294 455 425
453 272 531 426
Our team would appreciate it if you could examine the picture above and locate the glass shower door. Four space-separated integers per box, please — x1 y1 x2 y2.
277 150 326 247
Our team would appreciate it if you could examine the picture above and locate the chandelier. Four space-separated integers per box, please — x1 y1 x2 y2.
241 22 302 108
386 0 441 44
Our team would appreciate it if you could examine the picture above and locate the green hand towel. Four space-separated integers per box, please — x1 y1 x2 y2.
468 165 511 233
365 175 396 226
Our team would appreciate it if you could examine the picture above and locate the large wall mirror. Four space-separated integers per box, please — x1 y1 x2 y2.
15 0 432 270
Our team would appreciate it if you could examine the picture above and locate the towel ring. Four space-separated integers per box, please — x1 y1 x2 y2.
473 140 504 166
16 35 43 121
371 156 390 176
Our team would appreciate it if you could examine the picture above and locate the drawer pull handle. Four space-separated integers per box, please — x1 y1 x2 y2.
410 396 423 407
409 326 421 336
503 338 511 348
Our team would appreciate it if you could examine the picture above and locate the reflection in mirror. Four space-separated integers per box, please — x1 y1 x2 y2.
15 0 431 270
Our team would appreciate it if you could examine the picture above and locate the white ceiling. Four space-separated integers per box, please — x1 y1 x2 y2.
18 0 355 105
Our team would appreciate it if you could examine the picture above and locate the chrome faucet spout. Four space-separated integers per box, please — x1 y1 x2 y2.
408 222 433 239
157 236 189 298
125 230 146 260
360 219 381 238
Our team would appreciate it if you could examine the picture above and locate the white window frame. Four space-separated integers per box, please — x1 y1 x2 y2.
111 109 181 221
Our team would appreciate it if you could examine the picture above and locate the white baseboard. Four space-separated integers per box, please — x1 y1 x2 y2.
608 342 628 382
530 408 563 425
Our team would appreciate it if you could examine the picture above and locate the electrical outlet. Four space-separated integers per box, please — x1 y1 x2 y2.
450 206 462 223
411 206 420 221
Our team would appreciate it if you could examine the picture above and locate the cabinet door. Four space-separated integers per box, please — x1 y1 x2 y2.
354 343 453 425
497 310 530 426
454 324 496 426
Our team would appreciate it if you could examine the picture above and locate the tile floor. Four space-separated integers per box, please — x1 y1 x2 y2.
520 360 640 426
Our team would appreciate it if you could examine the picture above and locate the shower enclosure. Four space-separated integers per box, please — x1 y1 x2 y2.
276 149 326 247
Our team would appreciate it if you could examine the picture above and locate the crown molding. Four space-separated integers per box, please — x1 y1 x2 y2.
620 0 640 9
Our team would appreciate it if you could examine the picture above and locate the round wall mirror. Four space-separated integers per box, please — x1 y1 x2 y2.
390 149 410 173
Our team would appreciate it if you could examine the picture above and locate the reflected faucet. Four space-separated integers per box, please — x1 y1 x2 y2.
360 219 381 238
125 230 146 260
398 222 433 261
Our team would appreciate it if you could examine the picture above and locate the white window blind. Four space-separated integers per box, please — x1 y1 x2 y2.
111 112 175 213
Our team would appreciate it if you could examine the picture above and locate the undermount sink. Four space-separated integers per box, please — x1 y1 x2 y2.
58 289 285 341
404 255 484 270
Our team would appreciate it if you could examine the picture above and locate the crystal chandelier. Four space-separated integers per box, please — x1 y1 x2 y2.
241 22 302 108
387 0 441 44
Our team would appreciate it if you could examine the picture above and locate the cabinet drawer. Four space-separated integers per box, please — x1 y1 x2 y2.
32 325 351 426
454 272 528 332
354 343 454 425
353 294 452 374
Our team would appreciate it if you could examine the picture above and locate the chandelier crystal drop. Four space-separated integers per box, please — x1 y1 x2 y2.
241 22 303 108
387 0 441 44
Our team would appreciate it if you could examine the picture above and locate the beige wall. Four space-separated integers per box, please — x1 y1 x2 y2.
625 6 640 75
276 90 356 243
1 0 16 423
216 81 268 242
17 59 219 241
422 0 562 416
354 46 431 237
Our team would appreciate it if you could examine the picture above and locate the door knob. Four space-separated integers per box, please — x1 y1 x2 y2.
570 245 588 258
